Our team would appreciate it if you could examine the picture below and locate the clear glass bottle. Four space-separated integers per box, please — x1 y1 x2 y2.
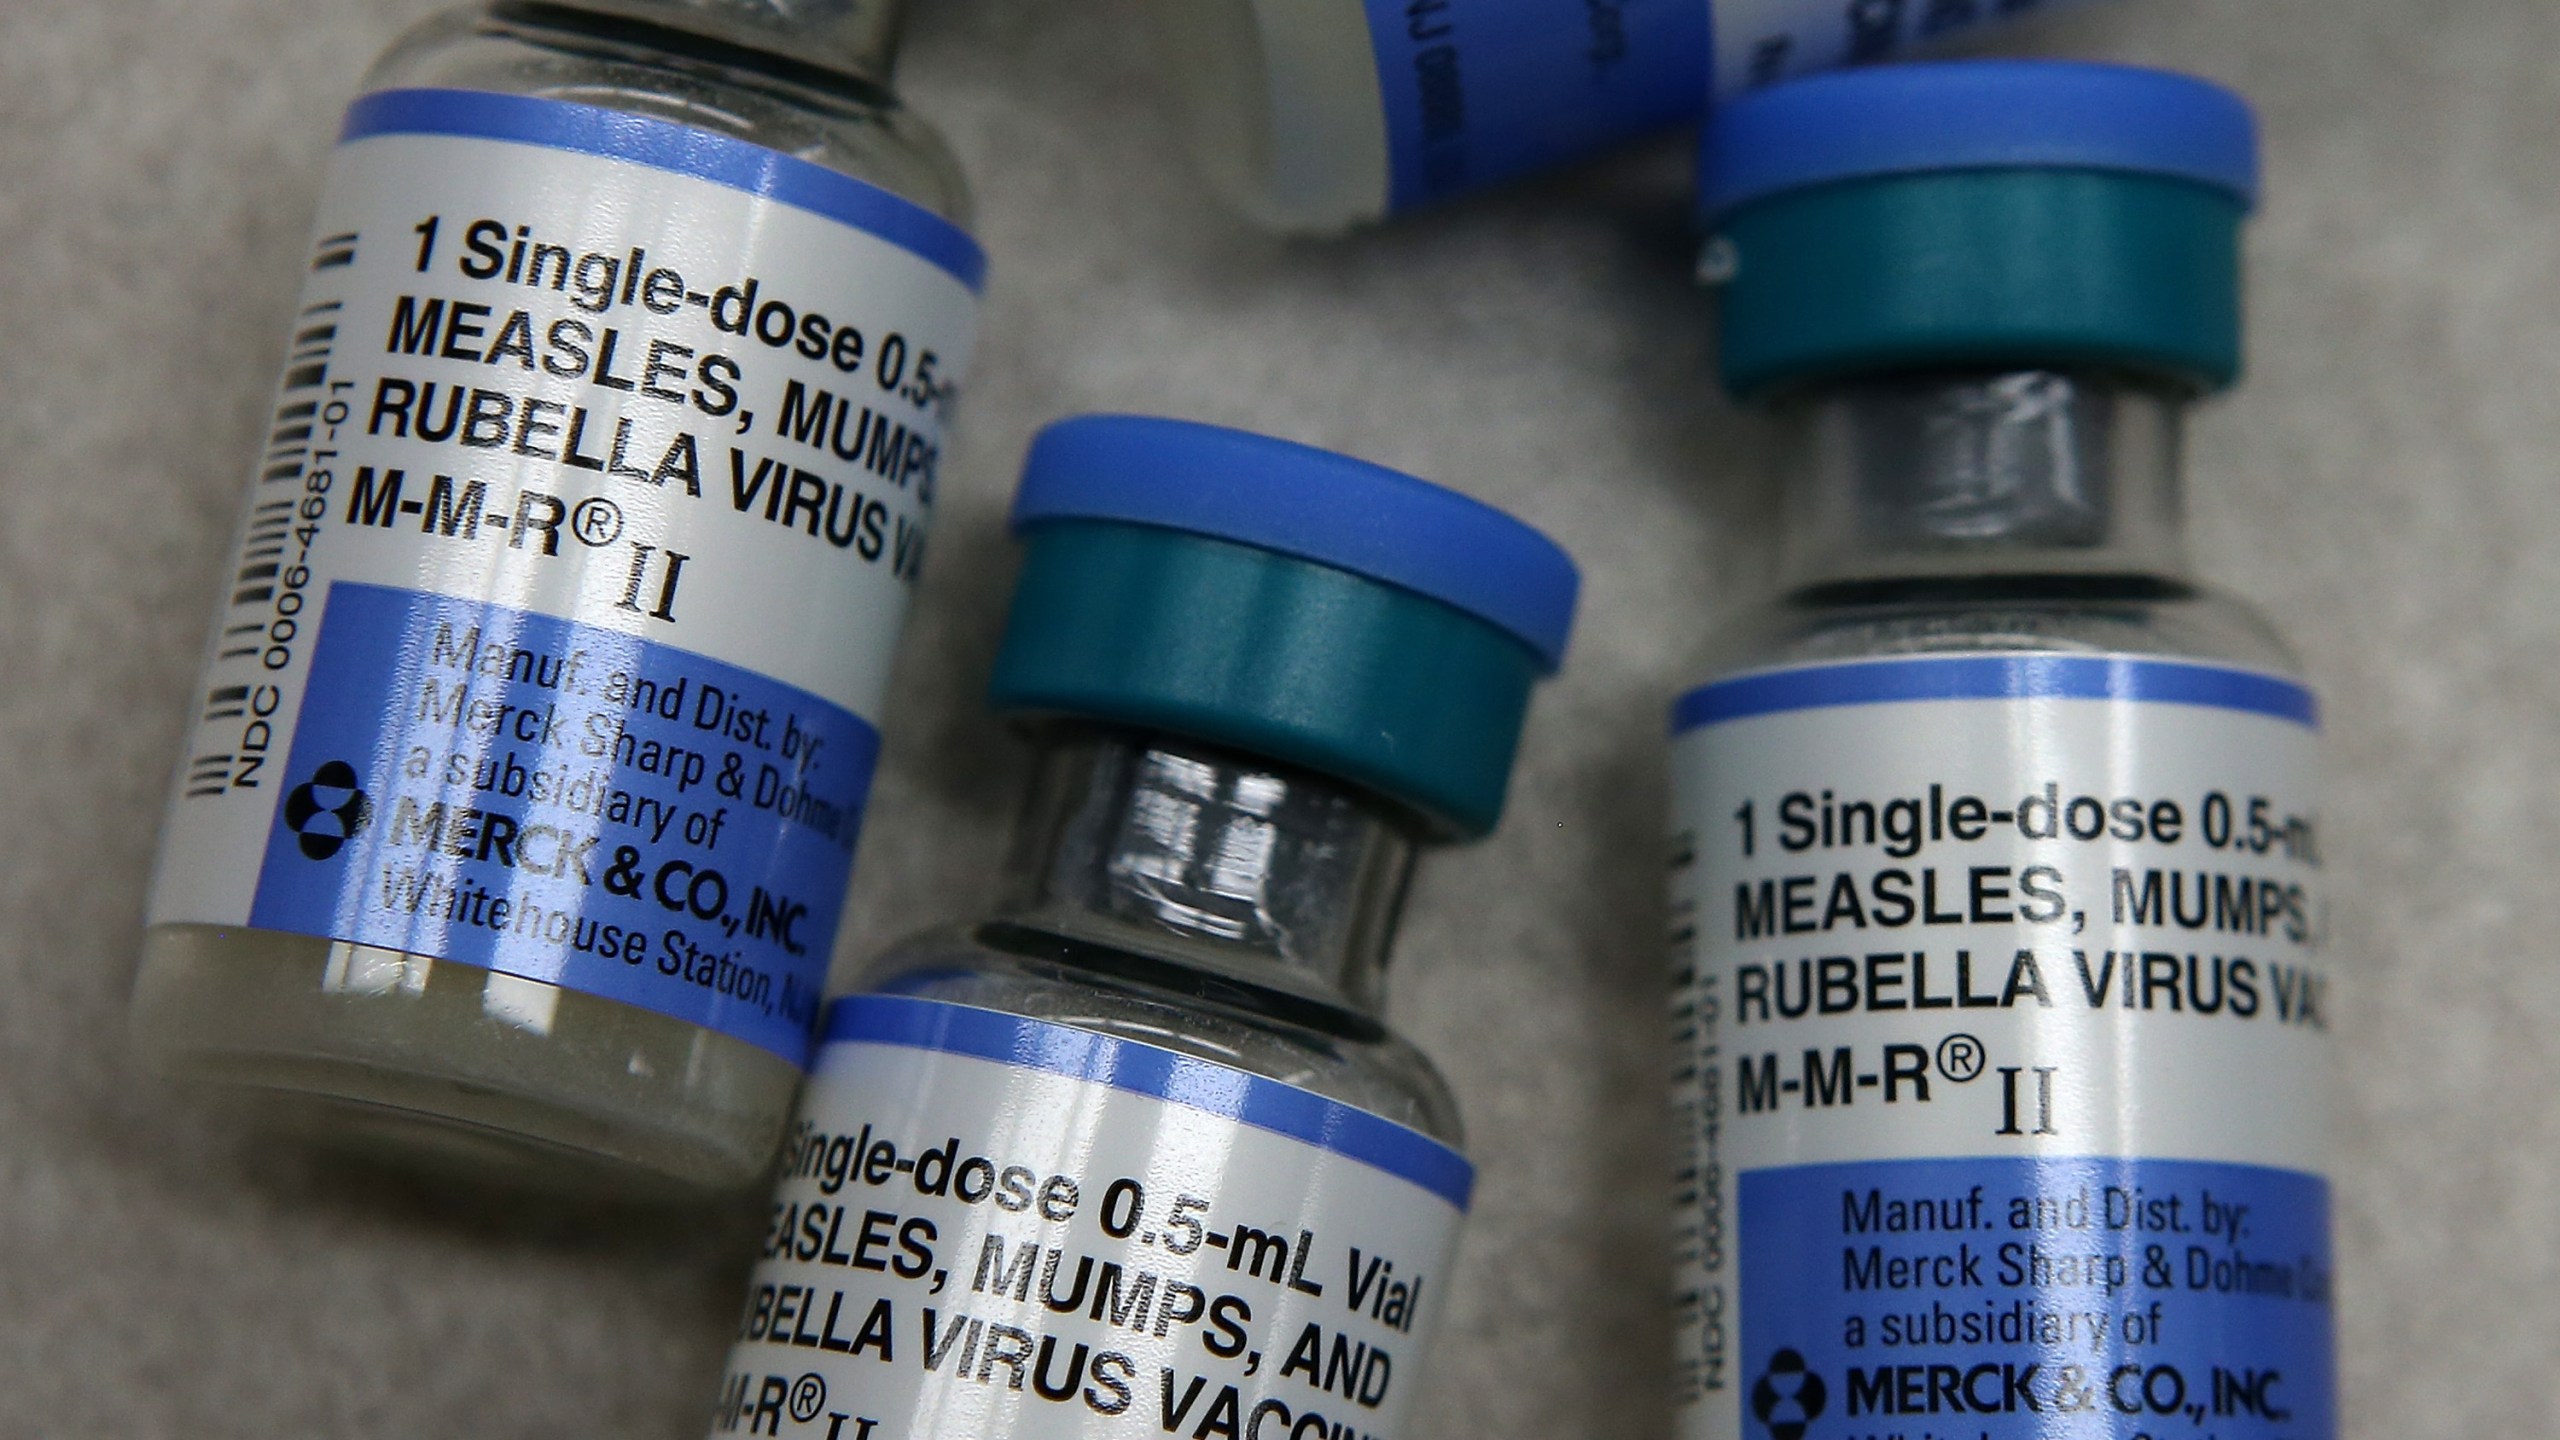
703 414 1576 1439
1140 0 2100 232
1667 66 2334 1440
1700 368 2300 682
370 0 962 207
1142 0 1387 234
865 727 1460 1145
134 0 983 1198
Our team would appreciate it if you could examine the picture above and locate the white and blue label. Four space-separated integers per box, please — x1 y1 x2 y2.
149 88 981 1063
1365 0 2094 212
707 994 1469 1439
1741 1159 2332 1437
247 583 877 1059
1704 0 2097 99
1666 655 2333 1440
1367 0 1709 211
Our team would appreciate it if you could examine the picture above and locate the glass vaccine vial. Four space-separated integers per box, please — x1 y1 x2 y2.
703 416 1579 1439
1665 66 2335 1440
134 0 984 1195
1141 0 2101 232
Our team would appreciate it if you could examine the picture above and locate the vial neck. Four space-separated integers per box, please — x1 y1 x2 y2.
533 0 909 82
997 731 1421 1020
1771 370 2194 592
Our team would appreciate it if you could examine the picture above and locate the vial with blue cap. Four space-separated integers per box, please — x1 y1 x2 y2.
1666 64 2334 1439
707 416 1578 1438
1141 0 2102 232
132 0 985 1196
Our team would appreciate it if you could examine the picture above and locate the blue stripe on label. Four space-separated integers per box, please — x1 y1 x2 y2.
1365 0 1710 213
249 583 878 1065
1674 655 2320 732
1740 1156 2334 1439
341 88 987 291
824 994 1475 1210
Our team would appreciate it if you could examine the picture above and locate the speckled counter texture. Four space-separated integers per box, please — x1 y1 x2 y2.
0 0 2545 1433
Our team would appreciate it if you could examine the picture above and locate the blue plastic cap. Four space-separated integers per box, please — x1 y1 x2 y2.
1699 60 2260 227
1699 61 2261 395
995 416 1580 836
1011 417 1579 672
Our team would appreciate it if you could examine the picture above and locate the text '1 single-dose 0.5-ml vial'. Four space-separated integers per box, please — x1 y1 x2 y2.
1143 0 2103 233
705 416 1579 1439
1666 66 2334 1440
135 0 983 1195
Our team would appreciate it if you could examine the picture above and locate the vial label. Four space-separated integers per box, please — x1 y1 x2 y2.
1366 0 1711 211
1707 0 2095 99
1364 0 2093 213
1665 655 2333 1440
710 994 1469 1440
147 89 983 1065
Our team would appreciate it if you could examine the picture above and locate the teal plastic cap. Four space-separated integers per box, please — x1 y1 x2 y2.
990 417 1582 838
1699 61 2260 398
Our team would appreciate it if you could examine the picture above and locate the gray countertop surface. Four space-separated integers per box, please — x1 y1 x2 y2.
0 0 2540 1433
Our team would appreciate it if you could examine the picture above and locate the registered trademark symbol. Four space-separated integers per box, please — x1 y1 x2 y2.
1936 1033 1986 1083
788 1373 827 1423
570 496 624 547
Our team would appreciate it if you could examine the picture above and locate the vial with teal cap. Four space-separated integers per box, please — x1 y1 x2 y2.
133 0 983 1195
706 416 1578 1438
1141 0 2102 233
1665 64 2334 1439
